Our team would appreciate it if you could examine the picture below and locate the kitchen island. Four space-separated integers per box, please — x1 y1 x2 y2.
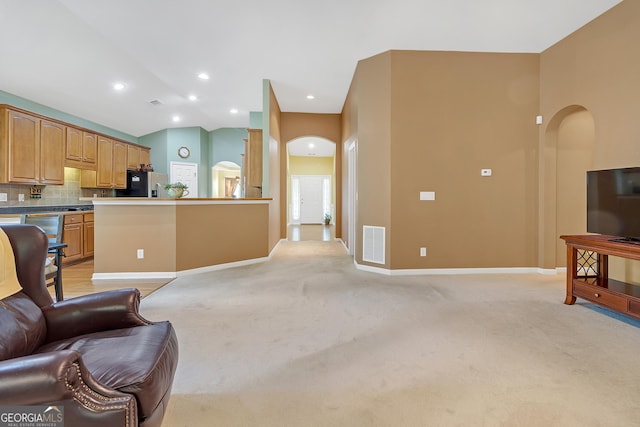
88 197 271 279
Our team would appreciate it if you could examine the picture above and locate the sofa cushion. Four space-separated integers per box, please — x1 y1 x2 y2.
36 321 178 420
0 293 47 361
0 228 22 299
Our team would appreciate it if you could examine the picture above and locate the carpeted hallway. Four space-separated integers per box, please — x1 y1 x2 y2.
140 240 640 427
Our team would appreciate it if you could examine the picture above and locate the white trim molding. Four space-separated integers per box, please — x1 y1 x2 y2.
354 260 565 276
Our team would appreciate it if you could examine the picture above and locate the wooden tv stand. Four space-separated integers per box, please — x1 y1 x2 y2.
561 234 640 320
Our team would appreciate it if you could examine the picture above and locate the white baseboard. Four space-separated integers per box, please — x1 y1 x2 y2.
92 272 177 280
354 260 565 276
92 256 271 280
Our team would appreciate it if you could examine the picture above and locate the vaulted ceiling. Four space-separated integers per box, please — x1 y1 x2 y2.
0 0 622 137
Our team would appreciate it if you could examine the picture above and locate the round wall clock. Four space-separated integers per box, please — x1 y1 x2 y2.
178 146 190 158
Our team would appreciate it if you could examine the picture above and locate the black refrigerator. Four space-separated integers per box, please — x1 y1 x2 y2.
116 171 168 197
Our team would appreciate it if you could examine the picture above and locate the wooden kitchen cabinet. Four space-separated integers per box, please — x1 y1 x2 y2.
83 213 94 257
62 214 83 264
0 107 64 185
62 213 94 264
96 137 127 189
65 128 97 170
39 119 65 184
127 144 151 170
127 144 140 169
113 140 127 188
140 147 150 167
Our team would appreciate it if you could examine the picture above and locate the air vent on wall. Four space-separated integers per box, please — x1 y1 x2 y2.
148 99 163 106
363 225 385 264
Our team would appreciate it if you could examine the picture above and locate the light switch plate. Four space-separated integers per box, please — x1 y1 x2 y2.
420 191 435 201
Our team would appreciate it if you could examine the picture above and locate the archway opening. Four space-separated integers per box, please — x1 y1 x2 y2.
211 161 241 198
286 136 336 241
541 106 595 268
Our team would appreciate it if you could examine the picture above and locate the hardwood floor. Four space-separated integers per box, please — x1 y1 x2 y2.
51 258 173 301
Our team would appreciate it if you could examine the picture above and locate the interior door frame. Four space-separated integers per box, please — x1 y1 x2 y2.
170 161 198 198
291 174 331 224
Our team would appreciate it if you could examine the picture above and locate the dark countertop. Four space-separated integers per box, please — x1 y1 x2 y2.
0 204 94 215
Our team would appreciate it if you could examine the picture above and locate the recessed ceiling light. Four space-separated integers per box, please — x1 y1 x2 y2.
308 143 315 149
188 94 198 101
197 73 210 80
172 115 181 122
113 82 126 91
230 108 238 114
306 94 315 100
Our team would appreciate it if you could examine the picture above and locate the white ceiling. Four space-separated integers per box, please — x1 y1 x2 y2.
0 0 622 137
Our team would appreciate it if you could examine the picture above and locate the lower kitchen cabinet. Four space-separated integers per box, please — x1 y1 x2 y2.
62 213 94 265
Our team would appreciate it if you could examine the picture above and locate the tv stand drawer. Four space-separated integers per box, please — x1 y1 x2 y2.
573 281 628 312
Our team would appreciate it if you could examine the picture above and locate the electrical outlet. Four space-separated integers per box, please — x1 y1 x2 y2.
420 247 427 257
137 249 144 259
0 193 7 202
18 194 25 202
481 169 492 177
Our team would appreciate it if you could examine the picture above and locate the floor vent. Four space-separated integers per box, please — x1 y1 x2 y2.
363 226 385 264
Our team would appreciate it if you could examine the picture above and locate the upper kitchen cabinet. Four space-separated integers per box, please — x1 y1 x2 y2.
96 136 127 189
65 127 97 170
0 106 64 185
126 144 150 170
39 119 65 184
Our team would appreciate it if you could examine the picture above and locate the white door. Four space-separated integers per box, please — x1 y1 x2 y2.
299 176 324 223
291 175 331 224
170 161 198 198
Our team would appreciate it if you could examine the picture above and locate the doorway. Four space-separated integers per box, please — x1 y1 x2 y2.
170 161 198 198
211 161 241 198
291 175 331 224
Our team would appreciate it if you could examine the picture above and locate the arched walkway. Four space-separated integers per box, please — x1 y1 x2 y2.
540 106 595 269
285 136 336 240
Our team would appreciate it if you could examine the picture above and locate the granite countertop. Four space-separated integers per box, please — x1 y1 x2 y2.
0 204 94 215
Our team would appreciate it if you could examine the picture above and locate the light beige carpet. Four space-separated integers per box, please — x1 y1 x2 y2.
140 241 640 427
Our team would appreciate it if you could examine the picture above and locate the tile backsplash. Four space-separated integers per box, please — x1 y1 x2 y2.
0 168 113 207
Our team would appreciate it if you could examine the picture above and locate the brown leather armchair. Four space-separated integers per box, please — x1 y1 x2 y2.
0 224 178 427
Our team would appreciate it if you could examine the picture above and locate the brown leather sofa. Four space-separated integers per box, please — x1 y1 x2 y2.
0 224 178 427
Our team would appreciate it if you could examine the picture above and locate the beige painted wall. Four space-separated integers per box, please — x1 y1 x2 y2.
390 51 539 269
343 50 539 269
94 202 269 274
348 52 392 267
340 77 358 254
268 83 282 248
540 0 640 276
176 204 269 271
95 205 177 273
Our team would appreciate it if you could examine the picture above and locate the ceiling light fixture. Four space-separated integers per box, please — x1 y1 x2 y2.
308 143 315 149
230 108 238 114
306 94 315 100
113 82 126 91
172 115 181 122
197 72 210 80
188 94 198 101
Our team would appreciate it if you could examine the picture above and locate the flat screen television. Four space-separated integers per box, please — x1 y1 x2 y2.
587 167 640 242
